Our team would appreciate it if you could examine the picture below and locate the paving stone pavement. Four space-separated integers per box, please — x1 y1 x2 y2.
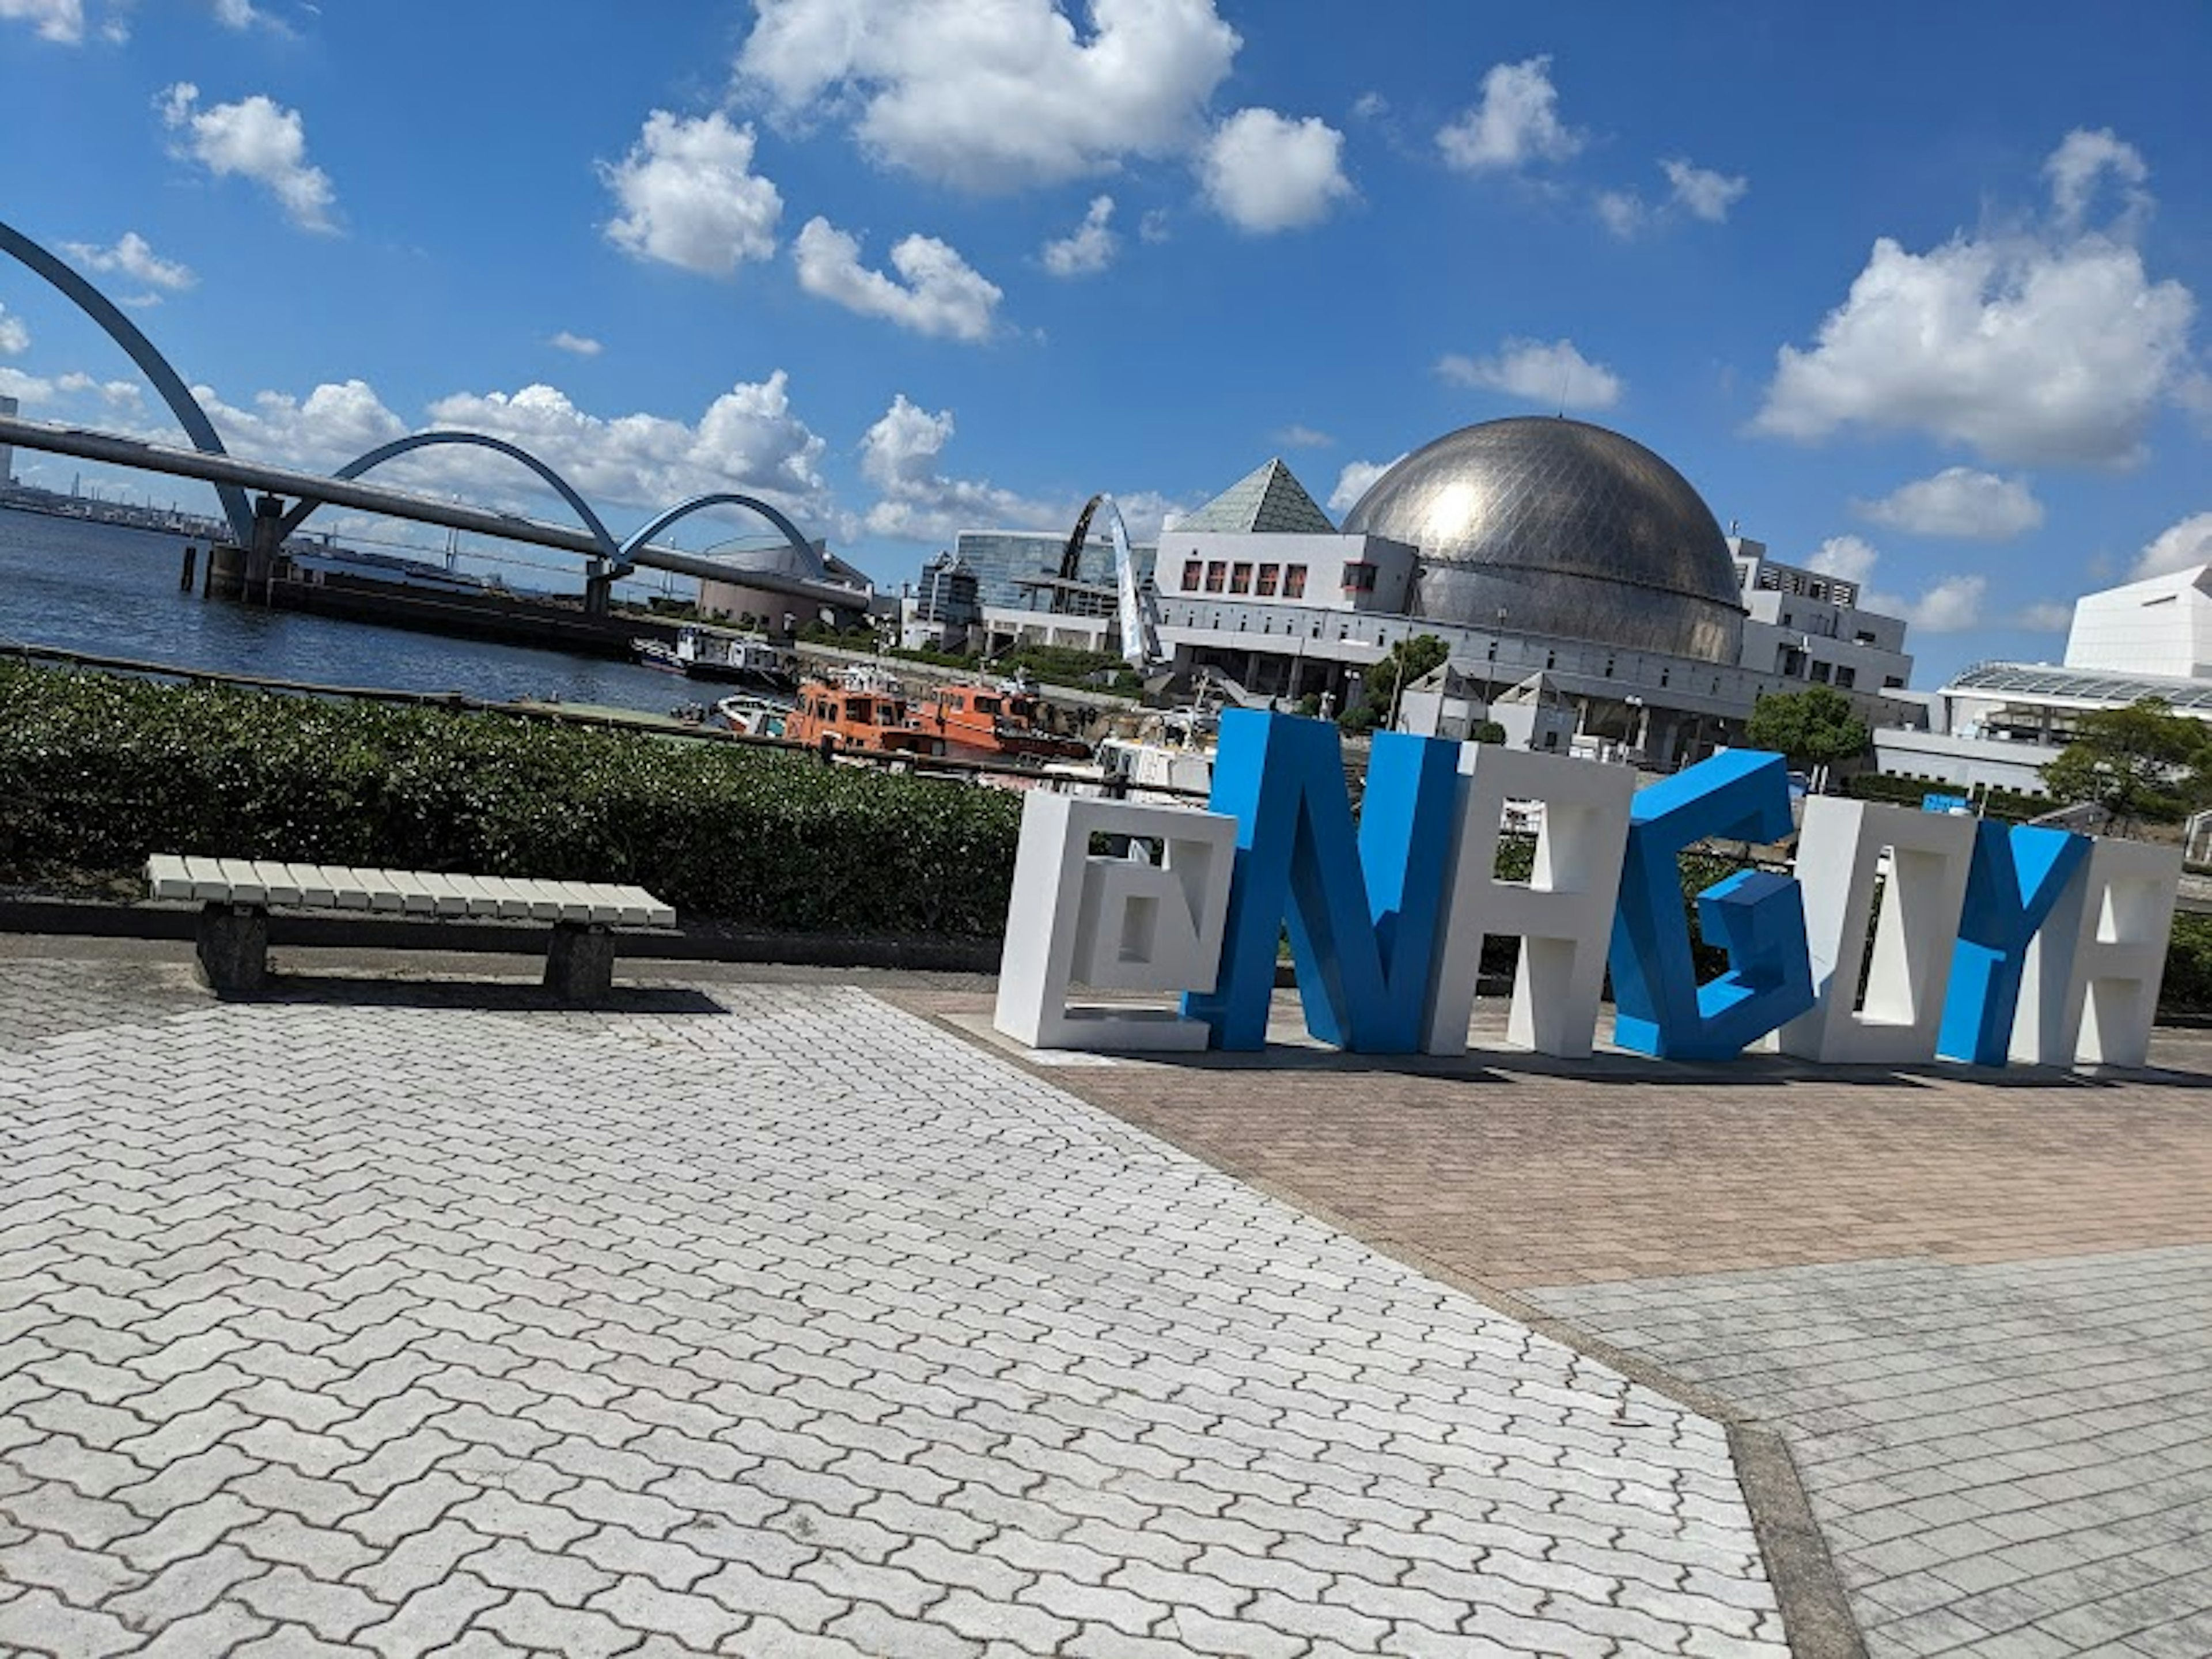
0 959 1787 1658
1527 1253 2212 1659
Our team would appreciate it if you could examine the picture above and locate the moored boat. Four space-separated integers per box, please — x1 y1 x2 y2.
783 669 944 757
634 625 797 688
907 678 1090 762
714 693 790 738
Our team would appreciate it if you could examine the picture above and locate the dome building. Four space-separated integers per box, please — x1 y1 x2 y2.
1342 418 1745 664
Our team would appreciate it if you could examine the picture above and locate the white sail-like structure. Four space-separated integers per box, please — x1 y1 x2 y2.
1095 493 1162 670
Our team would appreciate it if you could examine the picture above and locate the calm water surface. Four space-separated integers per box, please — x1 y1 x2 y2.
0 506 702 716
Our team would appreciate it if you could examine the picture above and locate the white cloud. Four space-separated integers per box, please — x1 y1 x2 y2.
1883 573 1986 632
1328 453 1406 515
157 83 338 232
1661 157 1747 223
1436 56 1582 173
1041 195 1118 278
0 368 55 402
736 0 1240 192
1199 107 1353 234
2014 601 2073 632
1274 425 1333 449
60 231 197 291
1351 92 1388 121
548 332 602 358
1594 190 1646 240
189 378 409 470
1806 534 1881 585
859 393 1063 541
1436 336 1622 410
1854 468 2044 540
1754 130 2196 467
2045 127 2149 231
211 0 292 33
793 217 1002 343
0 304 26 355
601 111 782 277
2133 512 2212 581
1139 208 1171 244
0 0 82 43
1810 533 1985 631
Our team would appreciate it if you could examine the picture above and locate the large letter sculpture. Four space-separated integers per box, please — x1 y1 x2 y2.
1780 800 1976 1063
1423 746 1635 1058
1184 711 1461 1052
1608 751 1815 1060
994 794 1236 1051
2010 837 2181 1068
1937 823 2091 1066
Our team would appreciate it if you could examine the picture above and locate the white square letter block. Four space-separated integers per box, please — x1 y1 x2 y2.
2012 836 2181 1069
993 793 1236 1051
1423 745 1634 1059
1779 798 1975 1063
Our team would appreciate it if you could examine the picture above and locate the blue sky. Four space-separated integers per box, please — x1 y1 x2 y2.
2 0 2209 685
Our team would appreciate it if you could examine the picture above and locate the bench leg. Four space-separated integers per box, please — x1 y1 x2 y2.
196 903 269 995
544 922 616 1003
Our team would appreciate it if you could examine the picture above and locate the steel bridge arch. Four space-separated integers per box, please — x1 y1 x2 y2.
616 493 825 585
0 217 256 546
276 431 621 567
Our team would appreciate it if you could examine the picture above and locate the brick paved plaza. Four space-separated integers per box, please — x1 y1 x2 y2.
1 953 1784 1659
2 945 2209 1657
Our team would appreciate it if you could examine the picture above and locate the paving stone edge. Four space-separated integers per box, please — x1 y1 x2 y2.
908 1001 1872 1659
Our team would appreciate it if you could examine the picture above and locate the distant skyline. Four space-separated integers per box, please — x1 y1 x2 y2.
2 1 2209 684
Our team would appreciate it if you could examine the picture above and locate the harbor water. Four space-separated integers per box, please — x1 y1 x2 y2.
0 505 714 716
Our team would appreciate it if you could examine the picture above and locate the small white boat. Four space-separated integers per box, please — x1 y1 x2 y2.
714 693 790 737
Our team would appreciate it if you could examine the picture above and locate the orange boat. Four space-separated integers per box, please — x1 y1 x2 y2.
783 671 944 757
909 680 1090 762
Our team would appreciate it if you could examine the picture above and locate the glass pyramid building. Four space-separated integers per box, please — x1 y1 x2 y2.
1173 458 1338 536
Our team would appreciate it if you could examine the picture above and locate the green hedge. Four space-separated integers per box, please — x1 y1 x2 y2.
1844 770 2049 822
0 663 1021 938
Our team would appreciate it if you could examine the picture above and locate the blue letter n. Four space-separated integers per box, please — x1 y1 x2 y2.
1183 710 1461 1052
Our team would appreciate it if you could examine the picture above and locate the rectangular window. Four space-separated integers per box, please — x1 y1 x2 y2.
1835 666 1857 689
1229 563 1253 594
1181 558 1202 591
1204 561 1226 593
1810 660 1832 683
1256 563 1280 597
1283 564 1308 599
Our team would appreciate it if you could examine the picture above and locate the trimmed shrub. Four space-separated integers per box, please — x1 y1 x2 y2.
0 662 1020 938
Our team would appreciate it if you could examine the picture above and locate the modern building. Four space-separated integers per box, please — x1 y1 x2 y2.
1871 565 2212 798
902 551 983 651
0 394 16 487
695 538 872 637
922 415 1921 765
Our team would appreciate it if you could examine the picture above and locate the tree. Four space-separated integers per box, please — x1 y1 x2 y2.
2041 697 2210 833
1744 687 1870 774
1345 633 1450 729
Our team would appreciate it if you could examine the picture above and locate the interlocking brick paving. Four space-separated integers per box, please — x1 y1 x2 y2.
1529 1253 2212 1659
0 959 1784 1658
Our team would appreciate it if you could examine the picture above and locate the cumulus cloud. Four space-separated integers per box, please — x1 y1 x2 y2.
1854 468 2045 540
0 304 27 355
793 218 1001 342
1754 129 2196 467
1662 157 1747 222
1436 56 1582 173
60 231 196 292
211 0 293 33
548 332 602 357
601 111 782 276
1328 453 1405 515
0 0 83 43
1274 425 1333 449
190 378 409 470
2133 512 2212 581
2014 601 2073 632
157 83 338 232
736 0 1239 192
2045 127 2149 231
1436 337 1622 410
859 393 1064 541
1041 195 1118 278
1806 534 1881 585
1808 533 1984 631
1199 108 1353 233
1594 190 1646 240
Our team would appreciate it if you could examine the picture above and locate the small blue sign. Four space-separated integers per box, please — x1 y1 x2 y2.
1921 793 1972 815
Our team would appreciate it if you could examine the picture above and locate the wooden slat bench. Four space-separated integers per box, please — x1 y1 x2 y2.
146 856 676 1001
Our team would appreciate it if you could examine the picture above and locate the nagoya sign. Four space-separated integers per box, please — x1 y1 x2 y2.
994 710 2180 1069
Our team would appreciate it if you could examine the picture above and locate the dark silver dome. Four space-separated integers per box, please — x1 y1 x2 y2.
1341 417 1745 663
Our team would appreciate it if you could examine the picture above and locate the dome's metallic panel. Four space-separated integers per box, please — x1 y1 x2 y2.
1341 417 1745 664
